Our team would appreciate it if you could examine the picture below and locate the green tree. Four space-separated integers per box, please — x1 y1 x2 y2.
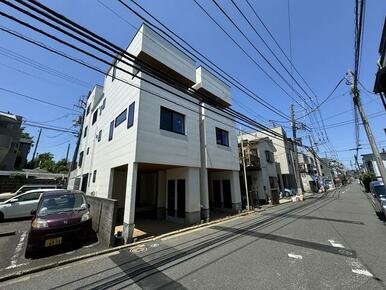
53 158 69 173
35 152 55 172
360 171 376 192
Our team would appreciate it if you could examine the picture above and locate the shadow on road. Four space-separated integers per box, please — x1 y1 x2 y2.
262 212 365 225
48 190 343 289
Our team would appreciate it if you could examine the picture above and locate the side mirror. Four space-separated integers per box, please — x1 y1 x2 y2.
30 209 36 216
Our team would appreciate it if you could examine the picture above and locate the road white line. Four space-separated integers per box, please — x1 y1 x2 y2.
8 231 28 269
328 239 344 248
288 253 303 260
352 269 373 277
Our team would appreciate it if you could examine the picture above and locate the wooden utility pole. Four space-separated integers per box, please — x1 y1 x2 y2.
291 104 304 194
65 143 70 164
308 135 321 177
349 71 386 184
31 128 42 162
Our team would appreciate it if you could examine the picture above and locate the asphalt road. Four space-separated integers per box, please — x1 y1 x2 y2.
2 183 386 290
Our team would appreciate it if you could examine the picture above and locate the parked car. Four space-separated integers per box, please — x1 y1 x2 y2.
26 190 92 257
283 188 296 197
370 181 386 217
0 189 62 221
0 184 62 202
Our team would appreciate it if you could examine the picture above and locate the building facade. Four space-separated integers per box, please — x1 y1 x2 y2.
238 135 279 205
0 112 31 170
68 24 241 242
362 152 386 180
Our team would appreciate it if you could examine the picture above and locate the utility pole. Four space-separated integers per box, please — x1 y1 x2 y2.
308 135 321 177
31 128 42 162
291 104 304 194
65 143 70 164
240 129 250 210
348 70 386 184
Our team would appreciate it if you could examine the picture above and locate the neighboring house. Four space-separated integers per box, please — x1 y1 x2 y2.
68 24 241 242
319 158 335 189
298 152 317 192
362 152 386 181
253 127 297 193
0 112 32 170
238 135 279 205
373 17 386 108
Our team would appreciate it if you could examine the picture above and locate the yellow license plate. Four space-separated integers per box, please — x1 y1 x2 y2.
44 237 62 247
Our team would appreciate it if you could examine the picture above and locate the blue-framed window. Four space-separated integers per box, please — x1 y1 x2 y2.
160 106 185 135
92 109 98 125
83 126 88 138
216 127 229 146
115 109 127 128
108 120 114 141
127 102 135 128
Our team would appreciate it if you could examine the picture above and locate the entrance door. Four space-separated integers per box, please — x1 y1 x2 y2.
167 180 175 216
213 180 221 208
81 173 88 193
223 180 232 209
177 179 185 218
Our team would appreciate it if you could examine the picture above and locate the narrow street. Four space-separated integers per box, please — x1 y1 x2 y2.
1 183 385 290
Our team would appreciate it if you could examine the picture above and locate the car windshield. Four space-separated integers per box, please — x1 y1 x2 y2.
375 185 386 197
37 193 87 216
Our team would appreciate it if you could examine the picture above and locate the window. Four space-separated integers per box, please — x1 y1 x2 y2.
108 120 114 141
216 127 229 146
160 107 185 134
265 150 274 163
127 102 135 128
86 104 90 116
115 109 127 127
83 126 88 138
87 147 90 155
269 176 278 188
18 191 41 202
92 109 98 125
92 170 97 183
78 151 84 168
97 130 102 142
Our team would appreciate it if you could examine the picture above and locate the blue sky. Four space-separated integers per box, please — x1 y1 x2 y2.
0 0 385 168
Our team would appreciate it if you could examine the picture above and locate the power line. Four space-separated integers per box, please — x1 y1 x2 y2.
112 0 291 121
210 0 312 109
0 1 288 143
0 45 92 88
0 24 287 145
0 87 80 113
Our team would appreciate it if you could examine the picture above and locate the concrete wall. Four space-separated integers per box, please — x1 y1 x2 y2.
85 195 117 247
0 175 63 193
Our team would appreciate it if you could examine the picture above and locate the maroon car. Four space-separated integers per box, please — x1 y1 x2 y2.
26 190 92 257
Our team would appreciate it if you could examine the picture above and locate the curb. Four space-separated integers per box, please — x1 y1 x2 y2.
0 197 303 283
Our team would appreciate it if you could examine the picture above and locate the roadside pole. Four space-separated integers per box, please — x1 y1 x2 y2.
291 104 304 194
308 135 321 189
31 128 42 163
240 129 250 210
349 71 386 184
